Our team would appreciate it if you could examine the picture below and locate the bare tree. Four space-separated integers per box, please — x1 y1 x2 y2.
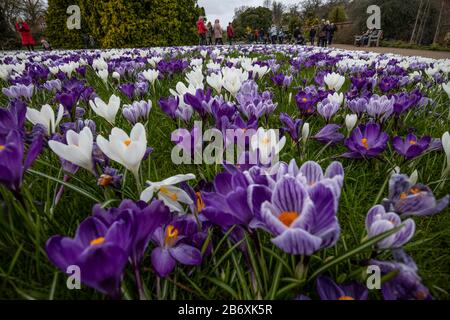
272 1 285 25
263 0 272 8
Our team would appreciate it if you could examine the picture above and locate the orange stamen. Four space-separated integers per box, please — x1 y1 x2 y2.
165 225 179 246
196 192 205 212
400 192 408 199
278 211 299 227
338 296 355 300
90 237 105 246
361 138 369 149
160 186 178 201
123 138 131 146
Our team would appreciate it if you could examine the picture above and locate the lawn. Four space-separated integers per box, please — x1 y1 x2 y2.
0 45 449 300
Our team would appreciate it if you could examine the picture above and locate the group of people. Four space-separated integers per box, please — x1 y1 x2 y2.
197 16 235 46
15 17 51 51
196 16 338 47
309 19 337 47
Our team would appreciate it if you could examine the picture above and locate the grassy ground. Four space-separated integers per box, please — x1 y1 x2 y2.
0 48 449 300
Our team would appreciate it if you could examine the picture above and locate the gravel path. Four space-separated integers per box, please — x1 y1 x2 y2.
331 44 450 60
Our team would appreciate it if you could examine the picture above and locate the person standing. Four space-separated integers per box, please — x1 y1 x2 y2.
309 26 317 45
196 16 207 45
206 21 213 45
15 17 35 52
227 23 234 45
270 25 278 44
214 19 223 45
318 20 327 47
246 26 253 44
253 28 259 44
328 22 337 45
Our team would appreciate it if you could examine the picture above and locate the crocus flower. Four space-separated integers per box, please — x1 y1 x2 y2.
92 199 171 266
279 112 302 142
295 91 317 116
313 124 344 145
392 134 431 160
0 129 43 193
140 174 196 212
119 83 135 100
46 215 133 298
342 122 389 159
2 83 34 100
0 100 26 136
369 250 432 300
96 123 147 180
324 72 345 91
48 127 94 173
260 176 340 255
366 95 394 122
250 128 286 165
442 81 450 99
382 173 449 217
159 96 179 120
442 131 450 174
327 92 344 106
151 224 202 277
317 98 340 122
122 100 152 124
316 276 368 300
89 94 121 125
206 72 223 93
97 167 123 188
346 97 367 116
26 104 64 136
271 73 293 87
345 114 358 133
142 69 160 86
365 205 415 249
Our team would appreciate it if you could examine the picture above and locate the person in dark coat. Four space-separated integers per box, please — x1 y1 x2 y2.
327 22 337 45
318 20 328 47
227 23 234 45
206 22 213 46
309 26 317 45
15 17 35 52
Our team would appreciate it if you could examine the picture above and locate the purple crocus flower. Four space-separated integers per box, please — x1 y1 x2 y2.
2 84 34 100
378 76 399 93
184 88 213 118
0 100 27 136
342 122 389 159
97 167 123 188
150 224 202 277
295 91 317 116
119 83 136 100
260 176 340 255
392 134 431 160
0 129 43 193
365 205 415 249
271 73 293 87
93 199 171 266
279 112 302 142
346 97 367 116
369 250 432 300
159 96 179 120
46 214 133 298
313 124 345 145
382 174 449 217
317 98 340 122
122 100 152 124
366 95 394 122
316 276 368 300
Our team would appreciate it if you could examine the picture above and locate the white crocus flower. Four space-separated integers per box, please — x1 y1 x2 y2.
97 69 109 85
250 128 286 164
327 92 344 105
169 82 197 97
185 67 204 89
442 81 450 99
89 94 121 125
112 72 120 81
26 104 64 136
48 127 94 173
140 174 196 212
324 72 345 91
206 72 223 93
409 170 418 185
142 69 160 85
345 114 358 133
442 131 450 175
251 65 269 79
96 123 147 180
302 122 310 144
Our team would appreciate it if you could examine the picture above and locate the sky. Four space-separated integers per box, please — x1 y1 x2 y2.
197 0 301 25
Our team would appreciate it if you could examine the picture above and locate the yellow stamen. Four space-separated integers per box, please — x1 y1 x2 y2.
123 138 131 146
278 211 299 227
160 186 178 201
90 237 105 246
0 145 5 151
302 97 308 102
361 138 369 149
409 140 417 145
400 192 408 199
262 137 270 145
196 192 205 212
410 187 420 195
165 225 179 246
338 296 355 300
307 108 313 113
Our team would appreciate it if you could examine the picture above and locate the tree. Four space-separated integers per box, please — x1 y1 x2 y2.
232 6 272 38
328 5 347 23
272 1 284 26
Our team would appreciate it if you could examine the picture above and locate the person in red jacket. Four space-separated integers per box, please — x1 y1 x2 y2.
227 23 234 45
196 16 207 46
15 17 35 52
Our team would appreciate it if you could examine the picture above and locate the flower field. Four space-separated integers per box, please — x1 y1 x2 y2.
0 45 449 300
